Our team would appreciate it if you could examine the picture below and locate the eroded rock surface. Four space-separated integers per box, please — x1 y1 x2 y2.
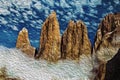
36 12 61 62
105 49 120 80
61 20 91 60
16 27 35 57
93 13 120 80
94 13 120 62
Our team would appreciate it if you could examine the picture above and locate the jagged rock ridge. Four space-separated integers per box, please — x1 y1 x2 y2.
16 27 35 57
93 13 120 80
36 12 61 62
94 13 120 62
61 20 91 60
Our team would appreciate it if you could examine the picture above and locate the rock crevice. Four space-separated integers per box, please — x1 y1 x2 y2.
61 20 91 60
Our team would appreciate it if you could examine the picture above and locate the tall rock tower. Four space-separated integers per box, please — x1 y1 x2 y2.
61 20 91 60
36 12 61 62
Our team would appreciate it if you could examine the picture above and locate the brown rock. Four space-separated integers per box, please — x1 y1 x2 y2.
0 67 20 80
36 12 61 62
16 27 35 57
93 13 120 80
94 62 106 80
61 20 91 60
94 13 120 62
105 49 120 80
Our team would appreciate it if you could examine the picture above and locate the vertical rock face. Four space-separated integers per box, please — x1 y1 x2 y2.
105 49 120 80
36 12 61 62
93 13 120 80
61 20 91 60
94 13 120 62
16 27 35 57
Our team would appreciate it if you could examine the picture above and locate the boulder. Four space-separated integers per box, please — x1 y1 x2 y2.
16 27 35 57
61 20 91 60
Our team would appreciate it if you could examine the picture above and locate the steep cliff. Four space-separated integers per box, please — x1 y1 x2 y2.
36 12 61 62
61 20 91 60
105 49 120 80
16 27 35 57
93 13 120 80
94 13 120 62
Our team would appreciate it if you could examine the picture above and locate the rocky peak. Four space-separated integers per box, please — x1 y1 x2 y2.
36 11 61 62
16 27 35 57
93 13 120 80
61 20 91 60
94 13 120 62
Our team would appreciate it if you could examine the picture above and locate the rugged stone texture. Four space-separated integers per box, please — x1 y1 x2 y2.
16 27 35 57
93 13 120 80
94 62 106 80
105 49 120 80
61 20 91 60
94 13 120 62
36 12 61 62
0 67 20 80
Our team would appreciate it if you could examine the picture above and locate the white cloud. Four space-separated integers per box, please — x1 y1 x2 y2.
11 26 19 31
114 0 120 4
0 8 10 16
0 46 93 80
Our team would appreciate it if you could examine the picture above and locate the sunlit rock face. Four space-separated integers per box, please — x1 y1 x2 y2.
36 12 61 62
93 13 120 80
16 27 35 57
105 49 120 80
94 13 120 62
61 20 91 60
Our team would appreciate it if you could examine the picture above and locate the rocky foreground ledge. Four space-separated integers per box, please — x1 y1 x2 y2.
0 67 20 80
16 12 120 80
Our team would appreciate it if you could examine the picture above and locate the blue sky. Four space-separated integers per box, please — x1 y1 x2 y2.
0 0 120 48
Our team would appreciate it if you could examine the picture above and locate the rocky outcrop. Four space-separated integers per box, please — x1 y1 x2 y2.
36 12 61 62
16 27 35 57
0 67 20 80
105 49 120 80
93 13 120 80
94 13 120 62
94 62 106 80
61 20 91 60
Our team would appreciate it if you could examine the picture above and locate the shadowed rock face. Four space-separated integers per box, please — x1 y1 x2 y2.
16 27 35 57
36 12 61 62
104 49 120 80
94 62 106 80
94 13 120 62
93 13 120 80
61 20 91 60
